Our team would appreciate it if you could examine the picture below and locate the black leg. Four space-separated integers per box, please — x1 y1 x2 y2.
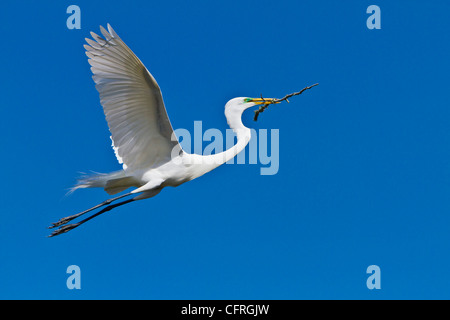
49 192 134 229
48 198 135 237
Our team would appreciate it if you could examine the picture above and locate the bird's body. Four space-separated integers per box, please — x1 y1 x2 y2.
49 24 280 236
72 97 253 200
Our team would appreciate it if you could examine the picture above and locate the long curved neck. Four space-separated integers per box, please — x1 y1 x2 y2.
195 105 251 171
210 115 251 167
223 124 252 164
183 101 252 179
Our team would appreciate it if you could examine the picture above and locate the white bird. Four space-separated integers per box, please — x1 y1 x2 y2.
48 24 288 236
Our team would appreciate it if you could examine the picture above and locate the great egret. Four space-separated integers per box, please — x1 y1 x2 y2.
49 24 316 237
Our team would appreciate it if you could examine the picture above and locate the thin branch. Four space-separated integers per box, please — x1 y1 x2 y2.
253 83 319 121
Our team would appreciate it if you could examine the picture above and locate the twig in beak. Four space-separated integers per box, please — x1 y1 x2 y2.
253 83 319 121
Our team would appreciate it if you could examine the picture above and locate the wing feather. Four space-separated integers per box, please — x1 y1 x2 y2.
85 24 180 171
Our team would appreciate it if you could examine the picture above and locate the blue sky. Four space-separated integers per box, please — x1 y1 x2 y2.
1 0 449 299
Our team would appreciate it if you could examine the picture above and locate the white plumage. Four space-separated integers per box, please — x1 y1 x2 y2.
86 24 179 171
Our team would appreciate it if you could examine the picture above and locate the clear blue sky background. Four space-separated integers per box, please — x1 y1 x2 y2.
0 0 449 299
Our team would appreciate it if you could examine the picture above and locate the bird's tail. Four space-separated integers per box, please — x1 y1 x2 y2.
68 170 140 195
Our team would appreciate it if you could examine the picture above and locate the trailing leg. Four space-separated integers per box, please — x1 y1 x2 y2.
48 198 135 237
49 192 134 229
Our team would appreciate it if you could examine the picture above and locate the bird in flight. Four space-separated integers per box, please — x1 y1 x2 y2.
49 24 316 237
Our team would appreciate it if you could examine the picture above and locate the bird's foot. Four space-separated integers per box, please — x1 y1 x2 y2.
48 223 81 237
48 215 78 228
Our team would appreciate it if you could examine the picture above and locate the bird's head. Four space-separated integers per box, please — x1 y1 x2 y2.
224 97 280 129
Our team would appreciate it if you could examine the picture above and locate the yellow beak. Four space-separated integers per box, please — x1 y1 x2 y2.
250 98 280 105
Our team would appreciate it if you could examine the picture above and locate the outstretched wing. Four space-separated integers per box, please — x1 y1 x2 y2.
84 24 180 171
